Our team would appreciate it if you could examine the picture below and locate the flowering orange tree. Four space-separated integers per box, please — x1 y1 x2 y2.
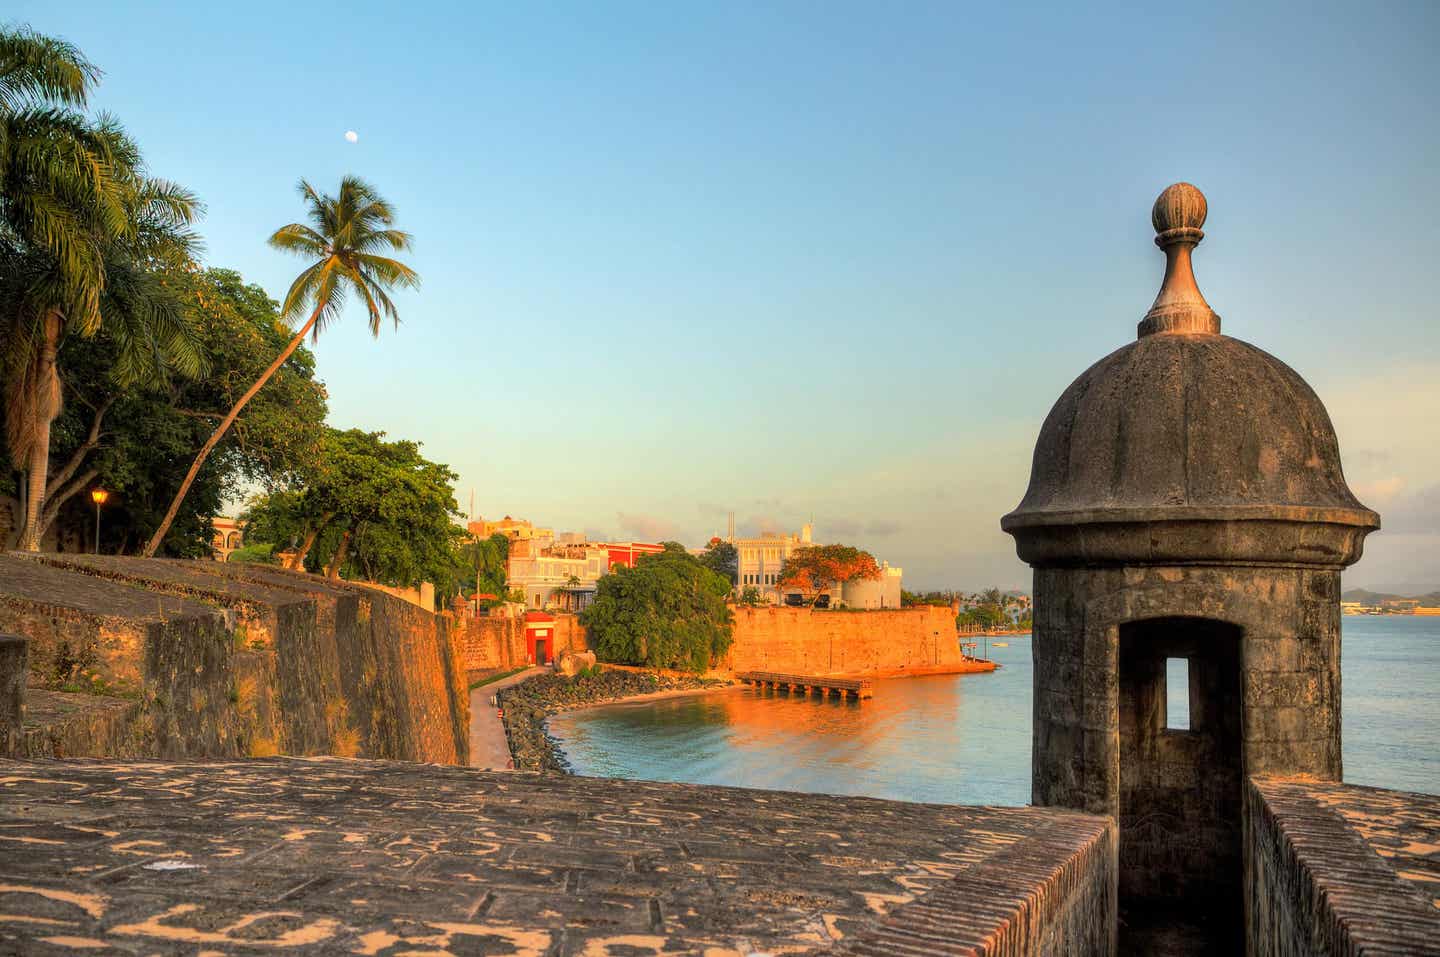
777 545 881 605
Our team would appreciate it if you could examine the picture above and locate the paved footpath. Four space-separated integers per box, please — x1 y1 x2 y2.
467 666 543 769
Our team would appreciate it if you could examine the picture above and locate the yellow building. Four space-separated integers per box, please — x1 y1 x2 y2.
466 515 553 542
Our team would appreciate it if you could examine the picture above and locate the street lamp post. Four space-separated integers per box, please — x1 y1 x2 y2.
89 488 109 554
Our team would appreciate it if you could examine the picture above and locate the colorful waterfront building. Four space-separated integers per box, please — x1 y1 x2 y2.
605 541 665 569
506 537 665 611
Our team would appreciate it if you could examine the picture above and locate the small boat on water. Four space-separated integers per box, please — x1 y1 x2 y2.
991 642 1009 648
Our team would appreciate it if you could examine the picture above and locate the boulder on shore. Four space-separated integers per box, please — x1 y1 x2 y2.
556 650 597 677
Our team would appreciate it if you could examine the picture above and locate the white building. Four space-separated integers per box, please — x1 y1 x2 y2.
837 562 904 609
735 523 814 603
507 543 610 611
734 523 904 608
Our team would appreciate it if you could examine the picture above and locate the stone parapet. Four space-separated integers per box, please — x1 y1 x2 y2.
19 553 337 756
0 555 470 765
1247 777 1440 955
0 757 1115 955
0 554 238 758
187 561 469 764
837 811 1115 956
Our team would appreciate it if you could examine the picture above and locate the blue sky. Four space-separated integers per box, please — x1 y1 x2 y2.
13 2 1439 590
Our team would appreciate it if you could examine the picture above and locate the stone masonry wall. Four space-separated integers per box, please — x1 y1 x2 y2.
0 555 241 758
1246 777 1440 955
724 605 962 675
838 812 1116 956
26 554 341 757
1030 563 1344 946
0 555 470 765
188 561 468 764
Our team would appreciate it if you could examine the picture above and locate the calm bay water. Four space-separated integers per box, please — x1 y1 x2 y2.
548 616 1440 804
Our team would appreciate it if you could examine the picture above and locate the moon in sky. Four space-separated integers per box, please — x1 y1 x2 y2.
344 130 359 143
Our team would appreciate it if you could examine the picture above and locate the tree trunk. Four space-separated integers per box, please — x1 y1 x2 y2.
17 313 65 551
33 397 112 544
142 301 326 557
326 529 351 580
288 512 333 570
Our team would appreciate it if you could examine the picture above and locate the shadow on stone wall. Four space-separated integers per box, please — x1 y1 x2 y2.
0 553 469 765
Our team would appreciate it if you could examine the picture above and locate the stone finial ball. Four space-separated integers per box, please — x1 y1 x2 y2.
1151 182 1208 234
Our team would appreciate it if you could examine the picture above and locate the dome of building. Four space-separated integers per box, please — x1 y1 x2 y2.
1002 184 1378 566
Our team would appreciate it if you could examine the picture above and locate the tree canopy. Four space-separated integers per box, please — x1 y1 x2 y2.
581 544 734 673
1 266 326 552
777 544 881 602
242 428 465 597
698 538 738 585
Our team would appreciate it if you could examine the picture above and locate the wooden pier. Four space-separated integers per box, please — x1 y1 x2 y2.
737 671 874 700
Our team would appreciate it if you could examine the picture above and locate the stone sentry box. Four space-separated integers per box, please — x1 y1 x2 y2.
1002 184 1378 949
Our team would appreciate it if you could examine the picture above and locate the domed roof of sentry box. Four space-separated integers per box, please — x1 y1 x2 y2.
1001 184 1379 568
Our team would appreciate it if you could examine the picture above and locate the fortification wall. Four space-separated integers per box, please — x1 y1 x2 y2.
0 555 470 765
725 605 962 675
453 607 958 678
1245 777 1440 955
454 612 588 677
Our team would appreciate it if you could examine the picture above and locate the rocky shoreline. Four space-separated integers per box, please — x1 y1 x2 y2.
496 668 732 772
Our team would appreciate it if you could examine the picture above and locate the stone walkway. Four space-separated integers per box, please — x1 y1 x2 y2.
468 668 543 770
0 757 1111 955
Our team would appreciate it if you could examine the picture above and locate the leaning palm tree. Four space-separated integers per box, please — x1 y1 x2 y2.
143 176 419 556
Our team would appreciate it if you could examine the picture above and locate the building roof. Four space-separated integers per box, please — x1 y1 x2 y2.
524 611 556 623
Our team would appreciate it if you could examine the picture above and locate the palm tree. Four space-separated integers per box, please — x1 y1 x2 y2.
1 28 203 550
143 176 419 556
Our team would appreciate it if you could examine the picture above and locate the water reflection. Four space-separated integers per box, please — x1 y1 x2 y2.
550 635 1035 805
551 618 1440 804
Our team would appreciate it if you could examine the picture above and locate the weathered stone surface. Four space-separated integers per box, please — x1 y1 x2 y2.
0 554 238 759
556 649 596 676
0 557 470 765
19 553 338 757
1247 777 1440 955
16 688 141 758
1002 185 1380 952
0 634 25 754
158 561 468 765
0 757 1115 955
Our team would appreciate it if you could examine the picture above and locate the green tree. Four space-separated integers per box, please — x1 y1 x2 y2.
2 266 326 554
457 532 510 605
581 546 734 673
2 30 204 549
244 428 463 595
145 176 419 556
698 538 738 585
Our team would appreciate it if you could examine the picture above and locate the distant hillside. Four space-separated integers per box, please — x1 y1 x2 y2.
1343 588 1440 605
